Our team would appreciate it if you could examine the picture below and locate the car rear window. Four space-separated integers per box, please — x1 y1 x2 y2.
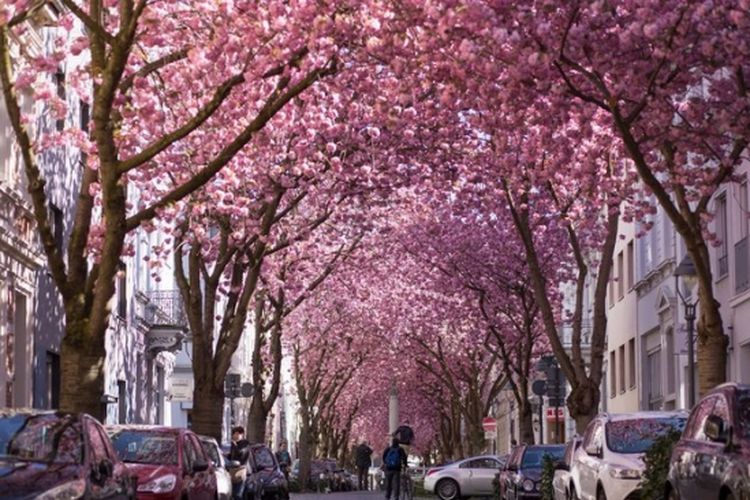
520 447 564 468
253 446 276 469
110 430 178 465
606 417 685 454
0 414 82 464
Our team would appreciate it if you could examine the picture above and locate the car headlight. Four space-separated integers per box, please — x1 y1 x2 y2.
522 478 535 491
137 474 177 493
609 467 641 480
36 479 87 500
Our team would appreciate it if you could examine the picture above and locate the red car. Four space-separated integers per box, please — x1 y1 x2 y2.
107 425 217 500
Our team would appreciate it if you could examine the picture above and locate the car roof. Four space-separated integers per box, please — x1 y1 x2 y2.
602 411 688 422
105 424 187 435
0 408 85 420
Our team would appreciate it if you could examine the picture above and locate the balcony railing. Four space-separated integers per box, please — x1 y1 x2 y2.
736 237 749 293
144 290 187 327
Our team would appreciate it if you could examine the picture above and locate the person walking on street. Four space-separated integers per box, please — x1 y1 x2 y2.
228 426 250 500
355 441 374 490
276 440 292 479
382 438 407 500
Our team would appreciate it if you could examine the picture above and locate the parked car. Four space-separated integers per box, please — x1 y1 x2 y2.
242 443 289 500
552 437 582 500
571 411 688 500
499 444 565 500
0 410 136 499
667 383 750 500
423 454 505 500
107 424 217 499
199 435 233 500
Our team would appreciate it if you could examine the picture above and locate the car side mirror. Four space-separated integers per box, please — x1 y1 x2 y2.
92 459 113 484
704 415 729 444
192 459 210 473
585 443 602 458
554 461 569 472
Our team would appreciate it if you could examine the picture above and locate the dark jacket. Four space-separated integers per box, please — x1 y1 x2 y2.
229 439 251 464
355 443 373 468
382 445 407 471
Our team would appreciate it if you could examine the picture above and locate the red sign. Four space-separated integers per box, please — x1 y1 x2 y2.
546 408 565 421
482 417 496 432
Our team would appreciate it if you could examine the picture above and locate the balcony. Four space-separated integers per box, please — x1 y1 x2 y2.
736 237 749 293
136 290 187 354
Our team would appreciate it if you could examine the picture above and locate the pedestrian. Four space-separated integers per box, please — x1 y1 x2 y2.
382 437 407 500
392 421 415 445
355 440 374 490
276 440 292 479
228 426 250 500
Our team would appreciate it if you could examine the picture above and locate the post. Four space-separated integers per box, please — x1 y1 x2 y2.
230 395 236 427
685 303 696 408
538 395 544 445
389 381 399 434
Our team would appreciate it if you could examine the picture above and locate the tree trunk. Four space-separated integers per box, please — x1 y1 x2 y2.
298 418 315 491
192 384 225 441
568 380 600 434
518 403 535 445
59 331 107 419
246 394 268 444
692 243 728 396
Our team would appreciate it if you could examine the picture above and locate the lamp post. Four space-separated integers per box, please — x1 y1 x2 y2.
673 254 698 409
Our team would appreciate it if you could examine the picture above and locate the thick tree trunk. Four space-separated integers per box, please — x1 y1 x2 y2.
298 419 315 491
568 380 600 434
191 384 225 441
246 394 268 444
518 403 535 445
59 332 107 419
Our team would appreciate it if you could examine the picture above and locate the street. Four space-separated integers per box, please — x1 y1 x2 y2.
292 492 431 500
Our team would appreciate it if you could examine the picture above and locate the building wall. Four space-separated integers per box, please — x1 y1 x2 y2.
605 220 639 412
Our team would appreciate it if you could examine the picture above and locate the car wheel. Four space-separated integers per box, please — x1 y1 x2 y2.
568 484 580 500
436 479 460 500
596 485 607 500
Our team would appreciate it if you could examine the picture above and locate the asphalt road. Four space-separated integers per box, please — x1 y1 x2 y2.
291 491 432 500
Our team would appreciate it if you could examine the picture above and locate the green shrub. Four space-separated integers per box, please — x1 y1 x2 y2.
492 472 501 499
639 430 681 500
287 478 301 493
540 454 556 500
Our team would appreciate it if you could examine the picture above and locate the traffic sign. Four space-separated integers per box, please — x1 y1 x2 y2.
482 417 496 432
532 380 547 396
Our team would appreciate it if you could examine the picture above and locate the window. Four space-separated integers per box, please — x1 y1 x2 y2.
50 204 64 253
54 69 65 132
117 380 127 424
116 262 126 319
619 345 626 394
45 351 60 409
628 338 636 389
608 268 614 307
617 251 624 299
183 436 198 471
627 241 634 289
685 396 717 441
79 101 90 131
716 194 728 277
740 181 748 240
647 349 662 408
610 350 616 397
666 328 675 393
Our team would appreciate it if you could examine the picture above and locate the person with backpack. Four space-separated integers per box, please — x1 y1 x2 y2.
381 438 407 500
228 426 250 500
355 441 374 490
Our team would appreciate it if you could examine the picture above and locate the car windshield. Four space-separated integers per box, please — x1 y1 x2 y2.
0 414 82 464
202 439 221 466
253 446 276 469
110 430 178 465
606 417 686 454
520 447 564 468
738 389 750 438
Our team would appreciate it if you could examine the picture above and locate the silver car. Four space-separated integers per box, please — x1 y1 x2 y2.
424 455 505 500
200 436 233 500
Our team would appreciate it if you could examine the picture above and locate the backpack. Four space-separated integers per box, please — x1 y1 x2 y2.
384 446 401 470
395 425 415 445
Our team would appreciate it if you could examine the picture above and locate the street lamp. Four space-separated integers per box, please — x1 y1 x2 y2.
673 254 699 408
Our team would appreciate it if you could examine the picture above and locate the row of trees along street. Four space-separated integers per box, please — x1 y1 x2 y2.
2 0 748 478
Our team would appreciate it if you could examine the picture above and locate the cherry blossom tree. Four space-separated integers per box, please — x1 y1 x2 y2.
0 0 342 417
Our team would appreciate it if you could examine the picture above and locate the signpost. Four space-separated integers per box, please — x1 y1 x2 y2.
482 416 496 440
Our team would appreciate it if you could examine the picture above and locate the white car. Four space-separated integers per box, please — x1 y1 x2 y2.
570 411 688 500
424 455 504 500
553 437 581 500
200 436 233 500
